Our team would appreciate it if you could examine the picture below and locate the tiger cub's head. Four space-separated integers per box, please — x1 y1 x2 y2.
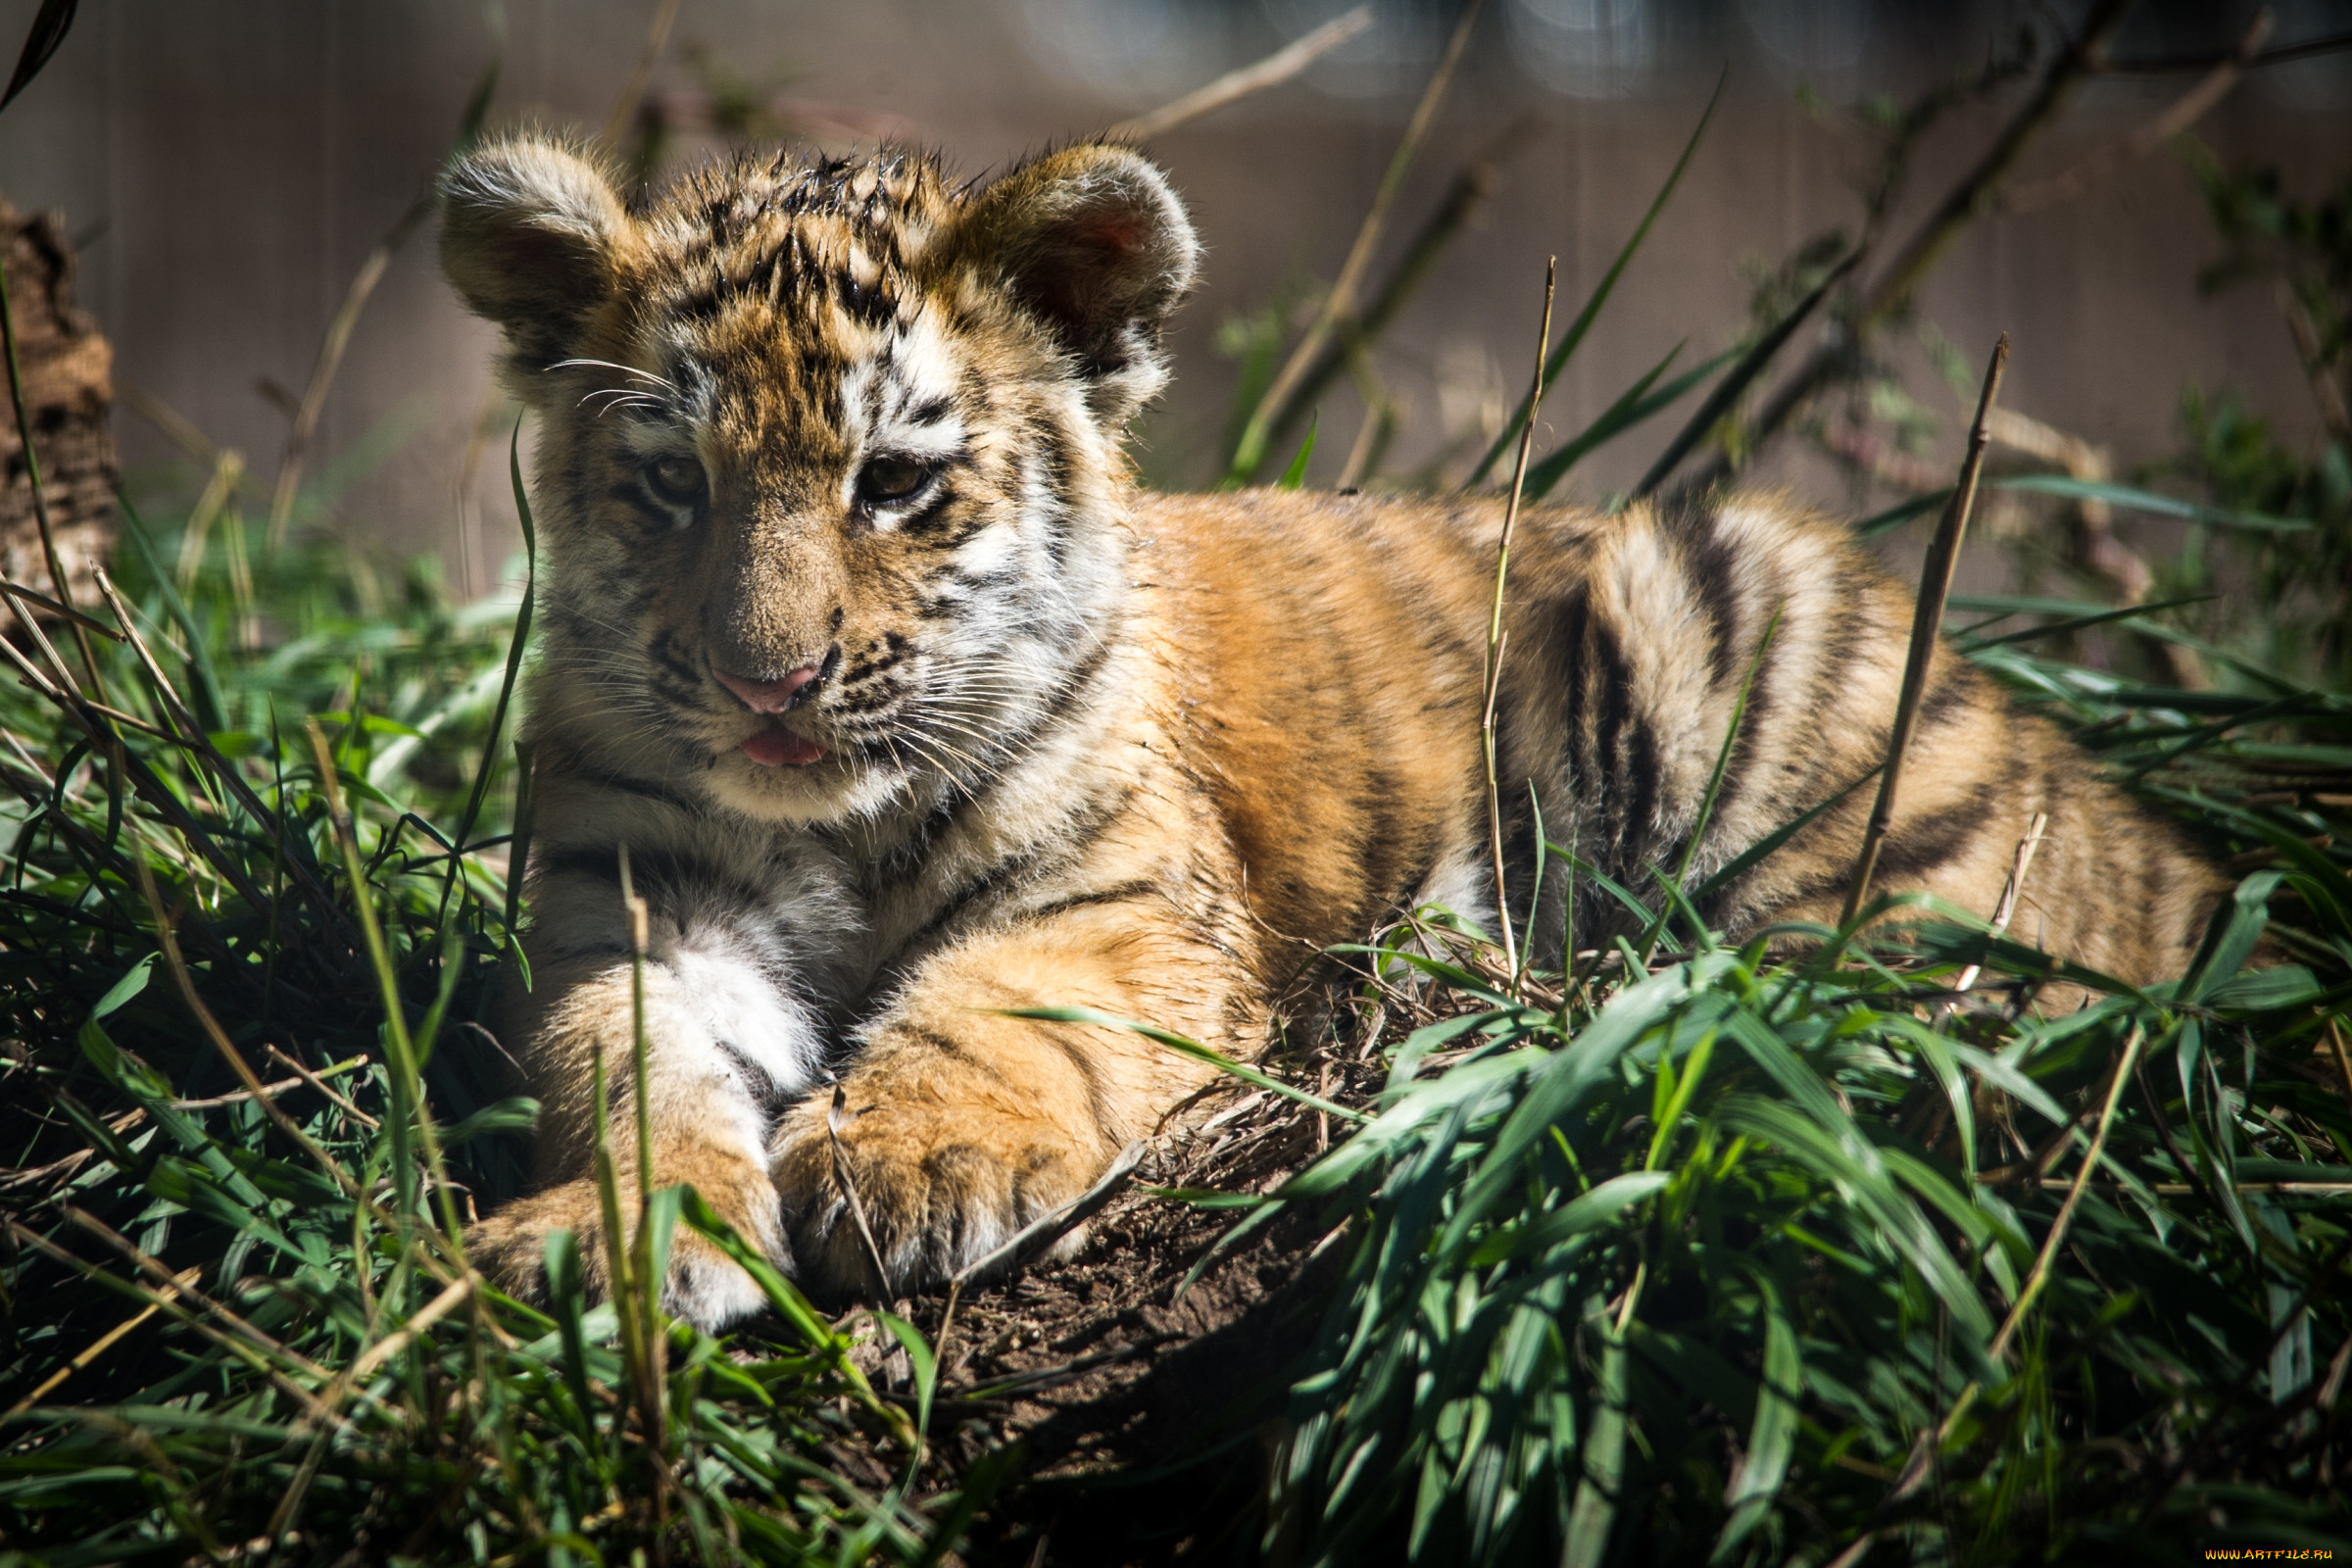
439 135 1198 824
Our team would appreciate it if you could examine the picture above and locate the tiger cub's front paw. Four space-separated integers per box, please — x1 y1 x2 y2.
466 1169 786 1331
769 1092 1099 1298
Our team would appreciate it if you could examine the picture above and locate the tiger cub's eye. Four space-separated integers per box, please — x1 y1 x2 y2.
857 456 931 507
644 454 706 510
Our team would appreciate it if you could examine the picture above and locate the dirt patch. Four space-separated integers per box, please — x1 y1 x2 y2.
832 1008 1406 1565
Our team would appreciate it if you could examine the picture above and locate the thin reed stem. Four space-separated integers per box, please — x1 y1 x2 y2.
1481 258 1556 979
1841 333 2009 927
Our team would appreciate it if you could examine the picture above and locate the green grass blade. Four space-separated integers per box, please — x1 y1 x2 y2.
1277 411 1318 490
1711 1270 1798 1562
0 0 76 114
1465 68 1727 488
1991 473 2312 533
1634 246 1860 499
1854 486 1951 539
1524 343 1740 503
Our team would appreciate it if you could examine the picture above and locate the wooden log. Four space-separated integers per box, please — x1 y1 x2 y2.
1 197 117 616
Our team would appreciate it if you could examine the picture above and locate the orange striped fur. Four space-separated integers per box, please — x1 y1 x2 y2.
439 136 2225 1325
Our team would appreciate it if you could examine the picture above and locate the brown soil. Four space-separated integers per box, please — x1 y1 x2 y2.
839 1008 1405 1567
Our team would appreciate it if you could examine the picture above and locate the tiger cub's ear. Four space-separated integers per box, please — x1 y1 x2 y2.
955 144 1200 425
439 134 634 381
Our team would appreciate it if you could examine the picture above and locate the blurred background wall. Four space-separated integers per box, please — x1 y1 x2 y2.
0 0 2345 595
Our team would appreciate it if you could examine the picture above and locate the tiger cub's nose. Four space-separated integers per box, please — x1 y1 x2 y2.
713 663 821 714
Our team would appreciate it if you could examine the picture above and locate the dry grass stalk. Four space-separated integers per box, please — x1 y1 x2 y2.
2001 7 2274 215
1482 259 1557 979
829 1086 895 1297
1841 334 2009 927
173 448 245 591
1227 0 1484 480
8 1218 342 1426
126 853 362 1200
1880 1020 2148 1517
267 243 394 546
342 1272 479 1386
264 1044 381 1130
3 1265 201 1417
0 574 120 641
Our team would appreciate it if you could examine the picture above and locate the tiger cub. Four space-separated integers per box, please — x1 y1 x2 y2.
438 134 2224 1326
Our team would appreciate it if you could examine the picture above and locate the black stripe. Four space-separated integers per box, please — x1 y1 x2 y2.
1021 879 1163 922
1045 1031 1116 1139
1708 562 1783 834
1590 617 1634 862
1556 589 1593 794
1873 786 1999 883
901 1027 1008 1085
569 765 701 815
539 846 624 886
1916 657 1978 734
532 843 774 909
1625 711 1661 863
1671 502 1745 685
897 487 959 538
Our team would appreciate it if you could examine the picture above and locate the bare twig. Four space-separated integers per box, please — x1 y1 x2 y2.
1254 122 1524 471
267 54 501 545
269 233 404 545
1954 810 2047 993
2002 8 2274 214
2278 280 2352 446
1226 0 1484 481
1681 1 2128 494
265 1044 381 1129
1984 407 2206 686
1842 334 2008 927
167 1054 366 1113
1481 259 1557 978
1107 6 1373 142
2101 27 2352 74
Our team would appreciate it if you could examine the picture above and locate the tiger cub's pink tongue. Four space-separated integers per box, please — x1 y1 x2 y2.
743 725 826 767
